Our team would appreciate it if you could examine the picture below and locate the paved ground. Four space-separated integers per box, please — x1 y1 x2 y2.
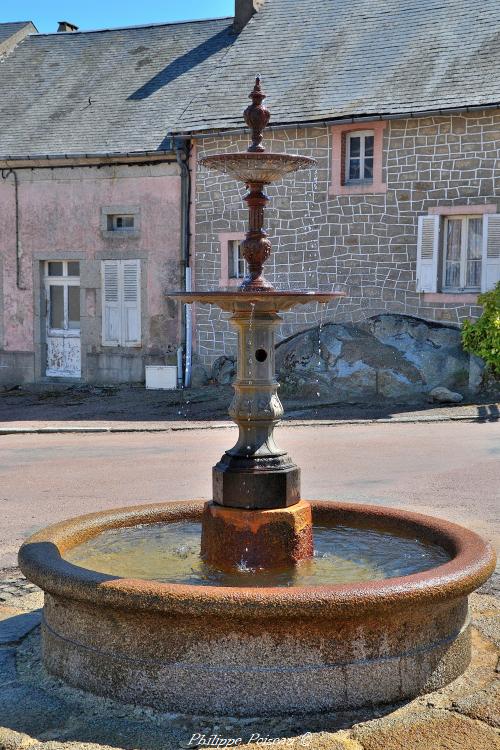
1 420 499 570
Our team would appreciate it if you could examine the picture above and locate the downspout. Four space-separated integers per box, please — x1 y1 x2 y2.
175 140 192 388
1 168 24 290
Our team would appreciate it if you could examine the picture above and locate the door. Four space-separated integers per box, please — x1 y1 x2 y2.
44 261 81 377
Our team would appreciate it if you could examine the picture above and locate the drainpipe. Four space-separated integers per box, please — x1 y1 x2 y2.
175 140 192 388
1 168 24 290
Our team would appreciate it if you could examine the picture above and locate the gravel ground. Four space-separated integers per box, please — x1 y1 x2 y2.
0 383 498 430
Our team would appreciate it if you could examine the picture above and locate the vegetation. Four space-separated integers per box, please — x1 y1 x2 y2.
461 282 500 376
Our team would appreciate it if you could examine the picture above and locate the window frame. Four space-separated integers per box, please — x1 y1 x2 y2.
330 121 387 196
44 261 81 336
228 239 247 280
345 130 374 185
441 215 483 293
218 232 246 287
101 206 141 239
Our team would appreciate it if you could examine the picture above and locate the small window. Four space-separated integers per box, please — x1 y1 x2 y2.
107 214 135 232
46 261 80 278
345 131 374 184
228 240 247 279
442 216 483 291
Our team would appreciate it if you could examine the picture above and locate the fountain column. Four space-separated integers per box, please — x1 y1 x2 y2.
201 301 313 570
199 77 315 570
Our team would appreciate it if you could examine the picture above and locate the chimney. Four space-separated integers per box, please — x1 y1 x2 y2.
233 0 265 33
57 21 78 33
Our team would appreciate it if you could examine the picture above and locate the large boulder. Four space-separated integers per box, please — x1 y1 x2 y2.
211 355 236 385
275 314 482 403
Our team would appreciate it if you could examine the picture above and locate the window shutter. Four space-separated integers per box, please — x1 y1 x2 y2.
416 215 440 292
122 259 141 346
102 261 121 346
482 214 500 291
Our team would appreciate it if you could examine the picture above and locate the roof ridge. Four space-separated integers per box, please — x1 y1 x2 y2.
0 21 33 25
32 15 233 37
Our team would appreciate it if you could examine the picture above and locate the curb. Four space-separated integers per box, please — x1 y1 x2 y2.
0 412 498 435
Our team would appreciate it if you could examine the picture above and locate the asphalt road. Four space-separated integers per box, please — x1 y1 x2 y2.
0 421 498 569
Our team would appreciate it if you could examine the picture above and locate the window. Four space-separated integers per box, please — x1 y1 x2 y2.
416 209 500 294
107 214 135 232
228 239 247 279
218 232 245 287
330 122 387 196
101 206 140 238
443 216 482 291
101 259 141 347
345 131 374 184
44 261 80 333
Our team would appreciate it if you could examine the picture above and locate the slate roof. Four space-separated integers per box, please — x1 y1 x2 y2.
2 1 500 157
0 18 235 158
174 0 500 134
0 21 33 46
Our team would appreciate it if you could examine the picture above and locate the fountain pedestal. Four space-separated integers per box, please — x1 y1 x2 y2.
212 306 299 511
205 304 309 567
201 500 313 570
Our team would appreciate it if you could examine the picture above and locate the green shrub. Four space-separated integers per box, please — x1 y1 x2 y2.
461 282 500 376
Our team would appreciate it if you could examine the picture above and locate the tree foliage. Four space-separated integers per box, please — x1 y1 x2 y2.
461 282 500 376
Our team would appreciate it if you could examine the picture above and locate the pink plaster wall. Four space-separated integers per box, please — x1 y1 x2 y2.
0 169 181 352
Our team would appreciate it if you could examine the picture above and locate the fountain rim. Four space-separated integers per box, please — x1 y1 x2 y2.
199 152 316 166
18 500 495 619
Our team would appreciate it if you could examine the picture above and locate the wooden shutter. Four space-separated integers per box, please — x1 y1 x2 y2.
416 215 440 292
122 259 141 346
482 214 500 291
101 260 121 346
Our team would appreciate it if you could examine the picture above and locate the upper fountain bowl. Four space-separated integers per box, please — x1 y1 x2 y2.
199 152 316 184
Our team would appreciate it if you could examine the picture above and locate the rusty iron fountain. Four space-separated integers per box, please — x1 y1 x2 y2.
18 79 495 716
174 77 344 571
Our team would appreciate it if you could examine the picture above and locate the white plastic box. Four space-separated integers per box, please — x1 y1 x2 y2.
145 365 178 390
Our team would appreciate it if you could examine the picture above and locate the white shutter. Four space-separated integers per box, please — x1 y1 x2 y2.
416 215 440 292
101 261 121 346
482 214 500 292
122 259 141 346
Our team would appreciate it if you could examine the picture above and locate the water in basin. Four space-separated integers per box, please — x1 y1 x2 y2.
65 521 451 587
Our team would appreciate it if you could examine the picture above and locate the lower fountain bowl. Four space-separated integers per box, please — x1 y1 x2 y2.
18 500 495 716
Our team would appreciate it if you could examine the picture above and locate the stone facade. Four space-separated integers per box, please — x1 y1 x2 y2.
193 111 499 367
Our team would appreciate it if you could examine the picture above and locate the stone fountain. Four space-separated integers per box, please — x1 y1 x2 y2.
19 79 495 717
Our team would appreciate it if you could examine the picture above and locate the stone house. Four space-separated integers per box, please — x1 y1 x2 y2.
171 0 500 397
1 1 500 395
0 15 235 384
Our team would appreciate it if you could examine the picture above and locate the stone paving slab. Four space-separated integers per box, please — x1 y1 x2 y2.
0 608 42 645
351 709 500 750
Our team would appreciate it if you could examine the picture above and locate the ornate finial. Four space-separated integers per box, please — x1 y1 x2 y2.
244 76 270 153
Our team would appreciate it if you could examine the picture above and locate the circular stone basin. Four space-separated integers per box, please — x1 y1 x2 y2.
19 500 495 716
199 152 316 183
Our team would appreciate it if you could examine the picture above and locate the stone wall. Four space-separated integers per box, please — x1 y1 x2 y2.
193 111 499 366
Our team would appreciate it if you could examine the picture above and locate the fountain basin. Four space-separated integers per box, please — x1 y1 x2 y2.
170 289 345 313
19 500 495 716
199 152 316 184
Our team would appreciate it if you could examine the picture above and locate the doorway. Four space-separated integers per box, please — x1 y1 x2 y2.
44 261 81 377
